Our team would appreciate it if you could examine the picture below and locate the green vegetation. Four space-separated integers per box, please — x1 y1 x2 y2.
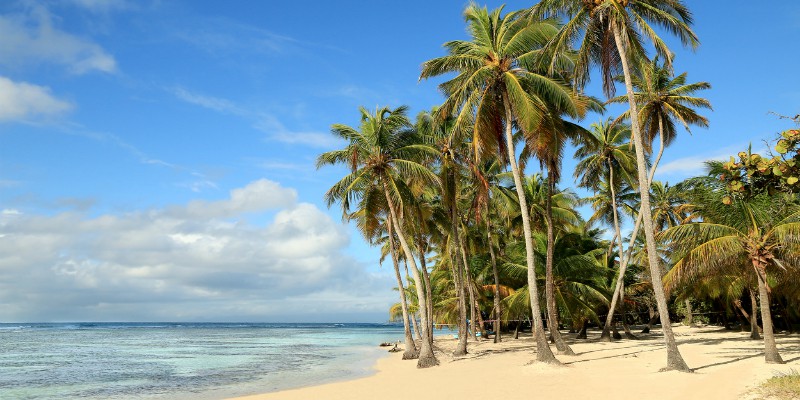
317 0 800 371
757 370 800 399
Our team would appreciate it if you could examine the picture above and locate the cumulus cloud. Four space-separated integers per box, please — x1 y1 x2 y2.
0 76 73 122
0 5 117 73
0 179 394 322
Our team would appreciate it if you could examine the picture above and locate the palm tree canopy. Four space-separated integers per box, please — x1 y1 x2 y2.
608 56 712 149
317 105 439 217
573 118 637 191
529 0 699 97
420 3 582 162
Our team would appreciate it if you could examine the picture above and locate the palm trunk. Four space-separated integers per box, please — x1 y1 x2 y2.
544 170 574 355
451 245 469 356
417 238 434 348
577 319 588 339
488 227 502 343
387 215 418 359
600 118 664 340
459 240 479 341
450 210 469 356
501 91 558 364
754 264 783 363
410 309 422 340
383 184 438 368
475 298 487 339
750 288 763 338
613 25 689 372
684 298 693 326
642 302 658 334
602 159 627 341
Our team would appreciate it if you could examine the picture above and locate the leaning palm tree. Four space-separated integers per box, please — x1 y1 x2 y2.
531 0 700 371
660 189 800 364
317 106 441 368
353 201 418 360
420 3 582 364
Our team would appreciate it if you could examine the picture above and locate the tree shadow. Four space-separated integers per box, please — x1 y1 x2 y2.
563 347 664 364
691 353 763 371
570 341 664 357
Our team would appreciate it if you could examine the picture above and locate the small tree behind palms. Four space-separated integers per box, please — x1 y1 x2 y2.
661 187 800 364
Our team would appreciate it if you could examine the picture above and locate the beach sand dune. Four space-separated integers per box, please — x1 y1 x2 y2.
229 325 799 400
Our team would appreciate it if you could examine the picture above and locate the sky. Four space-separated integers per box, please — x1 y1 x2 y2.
0 0 798 323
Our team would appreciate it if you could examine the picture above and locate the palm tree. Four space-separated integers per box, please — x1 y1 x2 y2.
608 56 712 169
660 189 800 364
574 119 636 339
416 109 472 355
357 203 419 360
522 97 597 354
607 62 711 333
472 159 508 343
420 3 582 364
531 0 700 371
317 105 441 368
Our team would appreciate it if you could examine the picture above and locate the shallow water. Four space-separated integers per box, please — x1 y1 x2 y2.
0 322 411 399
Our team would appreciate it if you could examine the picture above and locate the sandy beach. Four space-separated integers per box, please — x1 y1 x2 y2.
229 325 799 400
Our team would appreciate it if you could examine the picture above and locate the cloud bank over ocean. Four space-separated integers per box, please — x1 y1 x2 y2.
0 179 394 322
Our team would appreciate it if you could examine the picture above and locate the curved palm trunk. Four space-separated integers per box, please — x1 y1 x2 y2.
488 227 502 343
387 215 419 360
613 25 689 372
450 210 470 356
417 239 435 348
754 264 783 363
383 184 438 368
544 171 574 355
642 302 658 333
605 120 667 339
410 309 422 340
602 159 627 341
749 288 762 339
501 92 558 364
459 240 479 341
402 259 422 340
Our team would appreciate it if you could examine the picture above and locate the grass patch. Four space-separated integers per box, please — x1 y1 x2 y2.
758 370 800 400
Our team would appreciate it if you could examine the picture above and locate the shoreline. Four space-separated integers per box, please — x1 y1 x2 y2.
226 325 799 400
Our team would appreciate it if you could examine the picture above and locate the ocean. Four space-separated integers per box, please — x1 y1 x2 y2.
0 322 413 400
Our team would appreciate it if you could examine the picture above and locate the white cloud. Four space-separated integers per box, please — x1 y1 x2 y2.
171 87 247 115
69 0 131 13
177 179 297 219
0 179 393 322
655 143 770 180
172 88 339 148
0 5 117 74
255 114 339 148
0 76 73 122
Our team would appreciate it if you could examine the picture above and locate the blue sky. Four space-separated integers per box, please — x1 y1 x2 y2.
1 0 798 322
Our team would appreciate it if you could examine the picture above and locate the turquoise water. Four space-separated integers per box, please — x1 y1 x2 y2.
0 323 409 399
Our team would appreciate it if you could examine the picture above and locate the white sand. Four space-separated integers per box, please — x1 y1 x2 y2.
228 325 799 400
